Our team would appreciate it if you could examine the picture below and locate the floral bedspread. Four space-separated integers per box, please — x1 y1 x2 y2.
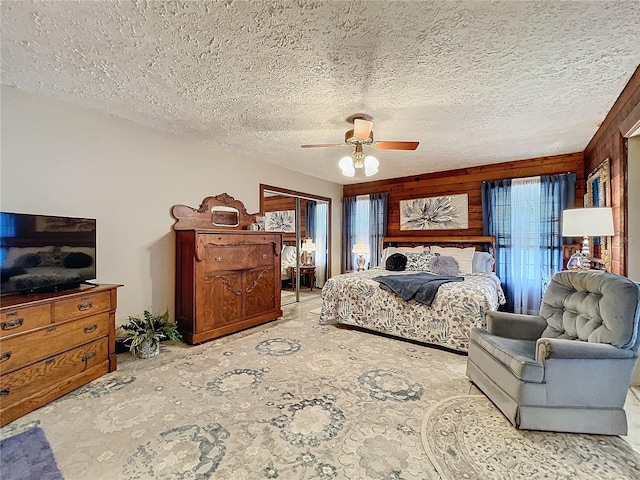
319 268 506 352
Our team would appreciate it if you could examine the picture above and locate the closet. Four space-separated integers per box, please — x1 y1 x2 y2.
260 185 331 305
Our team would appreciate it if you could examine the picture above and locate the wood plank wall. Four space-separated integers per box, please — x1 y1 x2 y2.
584 65 640 276
343 152 585 238
262 195 307 244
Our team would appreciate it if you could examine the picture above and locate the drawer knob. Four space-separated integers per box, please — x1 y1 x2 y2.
83 324 98 333
82 351 97 362
1 318 24 330
216 256 223 262
0 388 9 397
0 351 12 363
77 300 93 311
262 254 267 259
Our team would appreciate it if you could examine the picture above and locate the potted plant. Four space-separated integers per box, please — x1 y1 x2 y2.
118 309 182 358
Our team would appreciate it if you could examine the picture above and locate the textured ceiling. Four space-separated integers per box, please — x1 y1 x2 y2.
2 1 640 185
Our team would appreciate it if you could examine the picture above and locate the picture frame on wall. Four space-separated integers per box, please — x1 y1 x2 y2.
399 194 469 230
265 210 295 232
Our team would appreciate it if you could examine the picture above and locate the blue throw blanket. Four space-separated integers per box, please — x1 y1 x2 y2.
372 273 464 306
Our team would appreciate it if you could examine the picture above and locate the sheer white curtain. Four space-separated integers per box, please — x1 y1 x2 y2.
354 195 371 267
509 177 542 314
314 202 328 287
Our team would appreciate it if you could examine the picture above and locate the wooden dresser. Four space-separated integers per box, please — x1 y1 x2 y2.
172 194 282 344
0 284 120 426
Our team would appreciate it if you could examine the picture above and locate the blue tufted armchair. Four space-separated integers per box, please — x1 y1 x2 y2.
466 270 640 435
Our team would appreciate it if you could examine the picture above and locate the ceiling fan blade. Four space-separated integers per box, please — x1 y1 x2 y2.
353 119 374 140
301 143 346 148
372 141 420 150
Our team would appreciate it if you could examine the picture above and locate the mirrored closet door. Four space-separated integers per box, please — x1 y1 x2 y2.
260 184 331 305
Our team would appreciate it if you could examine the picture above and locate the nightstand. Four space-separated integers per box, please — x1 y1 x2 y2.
289 265 316 291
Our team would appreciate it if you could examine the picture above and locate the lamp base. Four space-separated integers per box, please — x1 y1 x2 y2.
356 255 366 271
567 252 591 270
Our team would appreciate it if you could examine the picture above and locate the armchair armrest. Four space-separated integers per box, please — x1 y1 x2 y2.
536 338 637 362
486 311 547 340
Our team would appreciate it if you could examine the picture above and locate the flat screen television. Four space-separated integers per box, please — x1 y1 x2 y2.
0 212 97 295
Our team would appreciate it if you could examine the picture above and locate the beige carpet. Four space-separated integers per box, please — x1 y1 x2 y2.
3 298 639 480
421 394 640 480
1 299 465 479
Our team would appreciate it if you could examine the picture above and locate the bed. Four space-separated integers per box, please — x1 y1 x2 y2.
319 236 506 353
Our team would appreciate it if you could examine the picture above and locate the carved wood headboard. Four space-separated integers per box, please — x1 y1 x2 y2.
171 193 258 231
382 235 496 256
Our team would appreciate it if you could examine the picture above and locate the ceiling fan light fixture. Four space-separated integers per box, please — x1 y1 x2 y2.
353 118 374 140
364 155 379 176
300 114 418 179
339 156 355 177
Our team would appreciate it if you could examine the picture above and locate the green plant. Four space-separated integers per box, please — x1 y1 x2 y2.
118 309 182 357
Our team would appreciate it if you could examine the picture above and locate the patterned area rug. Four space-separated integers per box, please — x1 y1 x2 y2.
421 395 640 480
0 427 63 480
0 300 471 479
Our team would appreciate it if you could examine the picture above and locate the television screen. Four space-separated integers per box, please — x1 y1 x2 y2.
0 212 96 295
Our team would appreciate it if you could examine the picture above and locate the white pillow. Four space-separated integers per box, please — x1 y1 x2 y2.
380 246 424 265
472 251 495 273
281 245 298 265
431 246 475 274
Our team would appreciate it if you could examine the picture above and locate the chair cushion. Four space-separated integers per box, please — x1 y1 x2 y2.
470 328 544 383
540 271 640 350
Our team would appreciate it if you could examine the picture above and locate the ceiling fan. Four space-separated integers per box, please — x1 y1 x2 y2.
301 114 420 177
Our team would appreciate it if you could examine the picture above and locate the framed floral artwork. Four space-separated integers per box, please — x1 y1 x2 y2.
265 210 295 232
400 194 469 230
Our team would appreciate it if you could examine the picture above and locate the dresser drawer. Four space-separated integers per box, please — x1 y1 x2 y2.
204 244 274 272
53 291 112 322
0 338 108 410
0 304 51 338
0 312 110 374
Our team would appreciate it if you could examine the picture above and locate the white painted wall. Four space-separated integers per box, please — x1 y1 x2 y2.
0 86 343 325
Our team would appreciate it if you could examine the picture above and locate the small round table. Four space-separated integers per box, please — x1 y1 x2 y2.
289 265 316 291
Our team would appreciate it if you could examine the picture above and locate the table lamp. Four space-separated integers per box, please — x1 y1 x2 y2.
352 240 370 271
301 238 316 266
562 207 614 270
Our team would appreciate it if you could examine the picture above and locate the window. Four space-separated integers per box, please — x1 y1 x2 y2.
354 195 371 267
482 173 576 314
342 193 388 272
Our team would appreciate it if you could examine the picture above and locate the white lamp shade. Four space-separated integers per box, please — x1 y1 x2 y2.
562 207 614 237
339 156 355 177
301 238 316 252
364 155 379 176
352 240 370 255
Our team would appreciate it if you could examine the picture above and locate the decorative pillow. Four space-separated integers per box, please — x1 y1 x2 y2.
385 253 407 271
405 252 437 271
430 246 475 274
38 251 65 267
472 251 495 273
63 252 93 268
380 246 424 265
429 255 459 276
